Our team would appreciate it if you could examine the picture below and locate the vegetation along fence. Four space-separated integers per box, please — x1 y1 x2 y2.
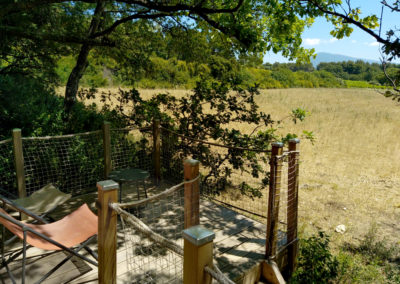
0 119 300 281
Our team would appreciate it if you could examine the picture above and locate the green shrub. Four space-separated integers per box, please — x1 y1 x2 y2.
0 74 125 139
290 232 339 284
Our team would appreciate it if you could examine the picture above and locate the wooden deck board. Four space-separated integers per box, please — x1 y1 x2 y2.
1 182 268 283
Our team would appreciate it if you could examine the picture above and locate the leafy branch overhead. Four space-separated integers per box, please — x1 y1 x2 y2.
97 59 309 197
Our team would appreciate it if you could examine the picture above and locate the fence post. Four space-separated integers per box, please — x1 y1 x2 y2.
97 180 118 284
12 129 26 199
184 159 200 229
183 225 215 284
287 138 300 276
266 142 283 259
153 119 161 183
102 121 112 179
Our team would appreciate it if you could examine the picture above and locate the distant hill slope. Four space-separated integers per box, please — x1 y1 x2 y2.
311 52 379 67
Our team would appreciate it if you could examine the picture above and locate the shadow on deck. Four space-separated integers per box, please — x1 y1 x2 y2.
0 180 268 283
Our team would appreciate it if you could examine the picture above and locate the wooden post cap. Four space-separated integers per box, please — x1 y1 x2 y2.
183 225 215 246
184 159 200 166
12 128 22 132
97 180 119 191
271 142 284 148
288 138 300 144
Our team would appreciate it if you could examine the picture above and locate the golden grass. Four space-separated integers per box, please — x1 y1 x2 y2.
75 86 400 247
254 88 400 248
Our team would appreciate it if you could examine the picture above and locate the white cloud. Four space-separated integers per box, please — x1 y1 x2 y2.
329 38 338 43
303 38 321 46
351 40 357 43
369 41 379 46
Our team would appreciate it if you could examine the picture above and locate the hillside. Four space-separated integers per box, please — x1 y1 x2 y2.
311 52 379 66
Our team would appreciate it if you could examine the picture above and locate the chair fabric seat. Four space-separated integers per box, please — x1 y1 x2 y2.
13 184 71 216
0 204 97 250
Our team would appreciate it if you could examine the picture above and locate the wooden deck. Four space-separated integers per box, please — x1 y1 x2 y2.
0 182 267 283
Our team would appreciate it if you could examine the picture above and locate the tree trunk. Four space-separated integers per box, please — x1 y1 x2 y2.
64 44 91 115
63 0 105 118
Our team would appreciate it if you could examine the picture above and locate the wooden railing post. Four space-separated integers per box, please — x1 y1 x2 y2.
153 119 161 183
287 138 300 276
266 142 283 259
183 225 215 284
102 122 112 179
12 129 26 199
97 180 118 284
184 159 200 229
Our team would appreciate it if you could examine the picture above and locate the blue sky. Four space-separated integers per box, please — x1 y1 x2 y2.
264 1 400 63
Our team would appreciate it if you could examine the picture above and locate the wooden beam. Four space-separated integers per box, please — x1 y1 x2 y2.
266 142 283 258
184 159 200 229
262 260 286 284
153 119 161 183
102 121 112 179
12 129 26 199
97 180 118 284
183 225 215 284
287 139 300 276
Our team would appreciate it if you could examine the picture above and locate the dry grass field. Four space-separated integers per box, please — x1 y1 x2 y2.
74 87 400 249
254 88 400 249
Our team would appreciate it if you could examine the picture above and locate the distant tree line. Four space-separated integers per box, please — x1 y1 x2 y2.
56 54 400 90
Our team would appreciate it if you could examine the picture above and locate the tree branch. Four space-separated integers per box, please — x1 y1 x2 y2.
92 12 168 38
381 0 400 12
300 0 396 48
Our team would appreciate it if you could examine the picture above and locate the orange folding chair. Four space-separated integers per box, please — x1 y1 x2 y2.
0 199 98 284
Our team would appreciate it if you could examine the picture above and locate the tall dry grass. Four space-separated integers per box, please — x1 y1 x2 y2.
255 88 400 246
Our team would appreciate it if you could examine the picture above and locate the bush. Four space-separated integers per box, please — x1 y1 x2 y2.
290 232 339 283
0 74 124 139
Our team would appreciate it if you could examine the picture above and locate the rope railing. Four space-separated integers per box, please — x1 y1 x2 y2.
118 175 200 209
0 138 12 145
21 130 102 140
204 263 235 284
160 126 272 153
110 125 151 132
110 202 184 256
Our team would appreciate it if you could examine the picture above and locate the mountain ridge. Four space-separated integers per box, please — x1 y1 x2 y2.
311 52 379 66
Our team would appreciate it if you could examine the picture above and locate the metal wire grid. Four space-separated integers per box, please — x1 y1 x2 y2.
160 128 184 184
274 152 298 254
21 131 103 196
160 128 270 223
111 128 153 175
117 184 185 283
0 139 17 198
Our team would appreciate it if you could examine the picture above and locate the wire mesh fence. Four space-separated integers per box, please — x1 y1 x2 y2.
21 131 104 196
160 127 271 224
0 139 17 198
160 127 300 258
111 127 153 175
115 183 185 283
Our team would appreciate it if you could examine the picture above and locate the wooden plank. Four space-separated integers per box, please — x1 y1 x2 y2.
262 260 286 284
97 180 118 284
12 129 26 199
